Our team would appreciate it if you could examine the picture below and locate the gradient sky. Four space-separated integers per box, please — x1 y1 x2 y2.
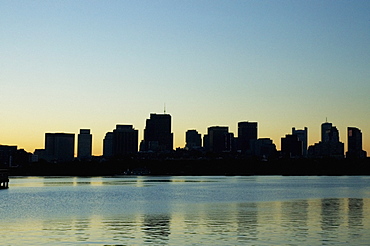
1 0 369 156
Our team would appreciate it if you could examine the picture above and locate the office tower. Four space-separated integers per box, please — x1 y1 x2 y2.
346 127 367 159
251 138 277 159
103 132 114 158
205 126 233 153
292 127 308 157
321 122 333 143
45 133 75 162
113 125 138 156
77 129 92 160
281 134 302 158
186 130 202 149
237 121 258 153
143 113 173 152
308 122 344 159
0 145 17 167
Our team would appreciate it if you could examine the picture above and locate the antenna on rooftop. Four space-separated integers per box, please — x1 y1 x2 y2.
164 103 166 114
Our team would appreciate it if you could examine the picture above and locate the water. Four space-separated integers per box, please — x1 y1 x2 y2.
1 176 369 245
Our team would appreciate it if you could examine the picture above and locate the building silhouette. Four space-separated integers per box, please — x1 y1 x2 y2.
103 132 113 158
113 125 138 156
346 127 366 159
251 138 277 159
292 127 308 157
0 145 17 167
281 134 302 158
142 113 173 152
77 129 92 160
204 126 234 153
237 121 257 153
185 130 202 149
45 133 75 162
308 122 344 159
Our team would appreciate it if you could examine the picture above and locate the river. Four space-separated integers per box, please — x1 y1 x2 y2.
1 176 369 245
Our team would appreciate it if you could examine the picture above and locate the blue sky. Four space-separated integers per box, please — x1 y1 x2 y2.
1 0 369 155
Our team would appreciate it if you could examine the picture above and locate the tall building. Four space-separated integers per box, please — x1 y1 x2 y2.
143 113 173 152
113 125 138 156
346 127 367 159
292 127 308 157
204 126 233 153
308 122 344 159
251 138 277 159
103 132 113 158
0 145 17 167
321 122 333 143
237 121 258 153
77 129 92 160
281 134 302 158
45 133 75 163
185 130 202 149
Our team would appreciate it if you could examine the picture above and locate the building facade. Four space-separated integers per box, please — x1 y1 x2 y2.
204 126 233 153
346 127 367 159
185 130 202 149
45 133 75 162
292 127 308 157
237 121 258 153
142 113 173 152
308 122 344 159
77 129 92 160
113 125 138 156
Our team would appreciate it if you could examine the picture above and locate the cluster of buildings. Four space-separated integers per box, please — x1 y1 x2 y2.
0 113 367 166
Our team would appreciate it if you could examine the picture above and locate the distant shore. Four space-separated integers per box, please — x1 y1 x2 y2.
6 157 370 176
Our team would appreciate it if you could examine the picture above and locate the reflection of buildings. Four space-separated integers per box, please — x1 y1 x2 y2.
346 127 366 159
141 113 173 152
77 129 92 160
45 133 75 162
185 129 202 149
308 122 344 159
203 126 234 153
142 214 171 243
237 121 257 154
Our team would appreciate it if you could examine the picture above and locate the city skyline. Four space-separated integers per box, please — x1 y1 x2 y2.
1 113 367 158
1 1 369 156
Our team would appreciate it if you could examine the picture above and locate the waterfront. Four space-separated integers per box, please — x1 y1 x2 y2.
1 176 370 245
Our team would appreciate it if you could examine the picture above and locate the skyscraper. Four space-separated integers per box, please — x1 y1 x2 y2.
281 134 302 158
185 130 202 149
204 126 233 153
308 122 344 159
45 133 75 162
346 127 367 159
113 125 138 156
321 122 333 143
237 121 257 153
292 127 308 157
143 113 173 152
77 129 92 160
103 132 113 158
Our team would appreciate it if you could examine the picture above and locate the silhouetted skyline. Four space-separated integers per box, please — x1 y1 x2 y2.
2 113 367 166
1 1 369 156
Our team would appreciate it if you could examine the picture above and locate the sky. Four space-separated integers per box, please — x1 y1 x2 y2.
1 0 369 156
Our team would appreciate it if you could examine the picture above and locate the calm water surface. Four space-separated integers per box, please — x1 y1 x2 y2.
1 176 370 245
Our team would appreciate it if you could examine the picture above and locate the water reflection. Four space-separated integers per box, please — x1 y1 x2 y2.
2 177 370 245
142 214 171 244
